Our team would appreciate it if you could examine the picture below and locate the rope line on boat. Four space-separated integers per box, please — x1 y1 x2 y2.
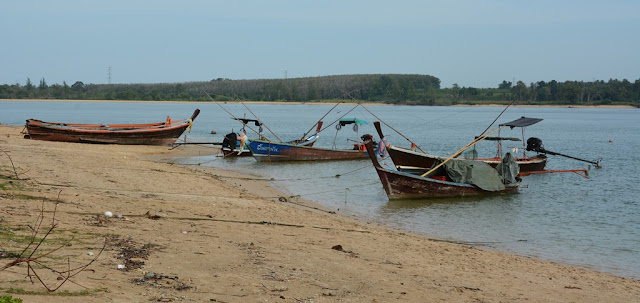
204 92 267 139
285 181 380 198
477 99 515 138
46 210 370 233
357 102 428 154
174 162 375 183
317 103 361 134
239 101 283 142
299 102 342 140
399 107 477 132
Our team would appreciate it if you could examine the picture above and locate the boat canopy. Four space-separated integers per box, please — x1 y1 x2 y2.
499 116 543 129
474 136 521 141
233 117 262 126
339 118 368 126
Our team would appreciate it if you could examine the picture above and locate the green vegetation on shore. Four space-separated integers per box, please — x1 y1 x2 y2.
1 74 638 106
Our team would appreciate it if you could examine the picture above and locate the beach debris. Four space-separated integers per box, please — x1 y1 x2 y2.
131 272 192 291
104 211 113 217
145 211 163 220
106 235 158 271
87 212 113 227
456 286 481 292
331 244 359 258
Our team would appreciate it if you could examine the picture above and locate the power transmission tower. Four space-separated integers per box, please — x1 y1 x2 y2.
108 67 112 84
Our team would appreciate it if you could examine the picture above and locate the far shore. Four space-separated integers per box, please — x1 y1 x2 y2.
1 98 637 109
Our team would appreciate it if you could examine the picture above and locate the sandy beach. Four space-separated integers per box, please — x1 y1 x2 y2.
1 124 639 302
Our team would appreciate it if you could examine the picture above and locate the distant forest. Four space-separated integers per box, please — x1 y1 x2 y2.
1 74 639 106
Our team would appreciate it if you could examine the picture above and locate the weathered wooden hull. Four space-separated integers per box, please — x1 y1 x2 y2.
24 109 199 146
374 167 520 199
367 141 519 200
388 145 547 174
247 139 370 162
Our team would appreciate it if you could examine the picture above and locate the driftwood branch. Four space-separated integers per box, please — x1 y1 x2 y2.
1 149 20 179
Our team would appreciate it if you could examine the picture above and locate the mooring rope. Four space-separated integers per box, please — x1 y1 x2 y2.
318 103 361 133
204 91 264 138
239 101 283 142
299 102 342 140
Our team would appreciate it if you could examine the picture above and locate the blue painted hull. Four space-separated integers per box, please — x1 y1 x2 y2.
247 139 372 162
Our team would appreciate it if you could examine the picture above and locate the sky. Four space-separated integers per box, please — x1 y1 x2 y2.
1 0 639 88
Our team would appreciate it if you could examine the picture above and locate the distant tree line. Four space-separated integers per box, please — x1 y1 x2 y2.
1 74 638 106
440 79 640 106
0 74 440 104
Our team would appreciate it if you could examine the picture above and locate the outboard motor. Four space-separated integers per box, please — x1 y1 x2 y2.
222 132 238 150
526 137 545 153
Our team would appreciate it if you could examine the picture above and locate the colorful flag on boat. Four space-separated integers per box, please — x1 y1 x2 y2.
378 137 389 159
238 132 248 155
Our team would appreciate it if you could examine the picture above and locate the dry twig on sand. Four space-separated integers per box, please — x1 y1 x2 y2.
0 148 20 180
1 191 106 291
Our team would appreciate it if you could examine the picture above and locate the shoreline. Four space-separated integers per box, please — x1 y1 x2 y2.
1 124 639 302
148 146 400 235
1 98 637 109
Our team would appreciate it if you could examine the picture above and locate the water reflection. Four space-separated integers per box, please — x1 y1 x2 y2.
383 194 517 210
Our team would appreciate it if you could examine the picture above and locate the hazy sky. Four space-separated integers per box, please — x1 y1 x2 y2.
2 0 638 88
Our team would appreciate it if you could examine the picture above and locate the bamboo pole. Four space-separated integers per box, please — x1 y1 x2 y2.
419 100 515 177
420 126 505 177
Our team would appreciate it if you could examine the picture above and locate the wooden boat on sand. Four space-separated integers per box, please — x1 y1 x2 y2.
24 109 200 146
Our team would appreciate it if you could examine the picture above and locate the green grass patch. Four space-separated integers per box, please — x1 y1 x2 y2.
0 178 22 191
0 192 42 201
0 287 107 296
0 295 23 303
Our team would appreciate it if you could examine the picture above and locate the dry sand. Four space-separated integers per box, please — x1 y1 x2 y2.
1 124 639 302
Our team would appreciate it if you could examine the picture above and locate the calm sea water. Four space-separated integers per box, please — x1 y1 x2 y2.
2 101 639 279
